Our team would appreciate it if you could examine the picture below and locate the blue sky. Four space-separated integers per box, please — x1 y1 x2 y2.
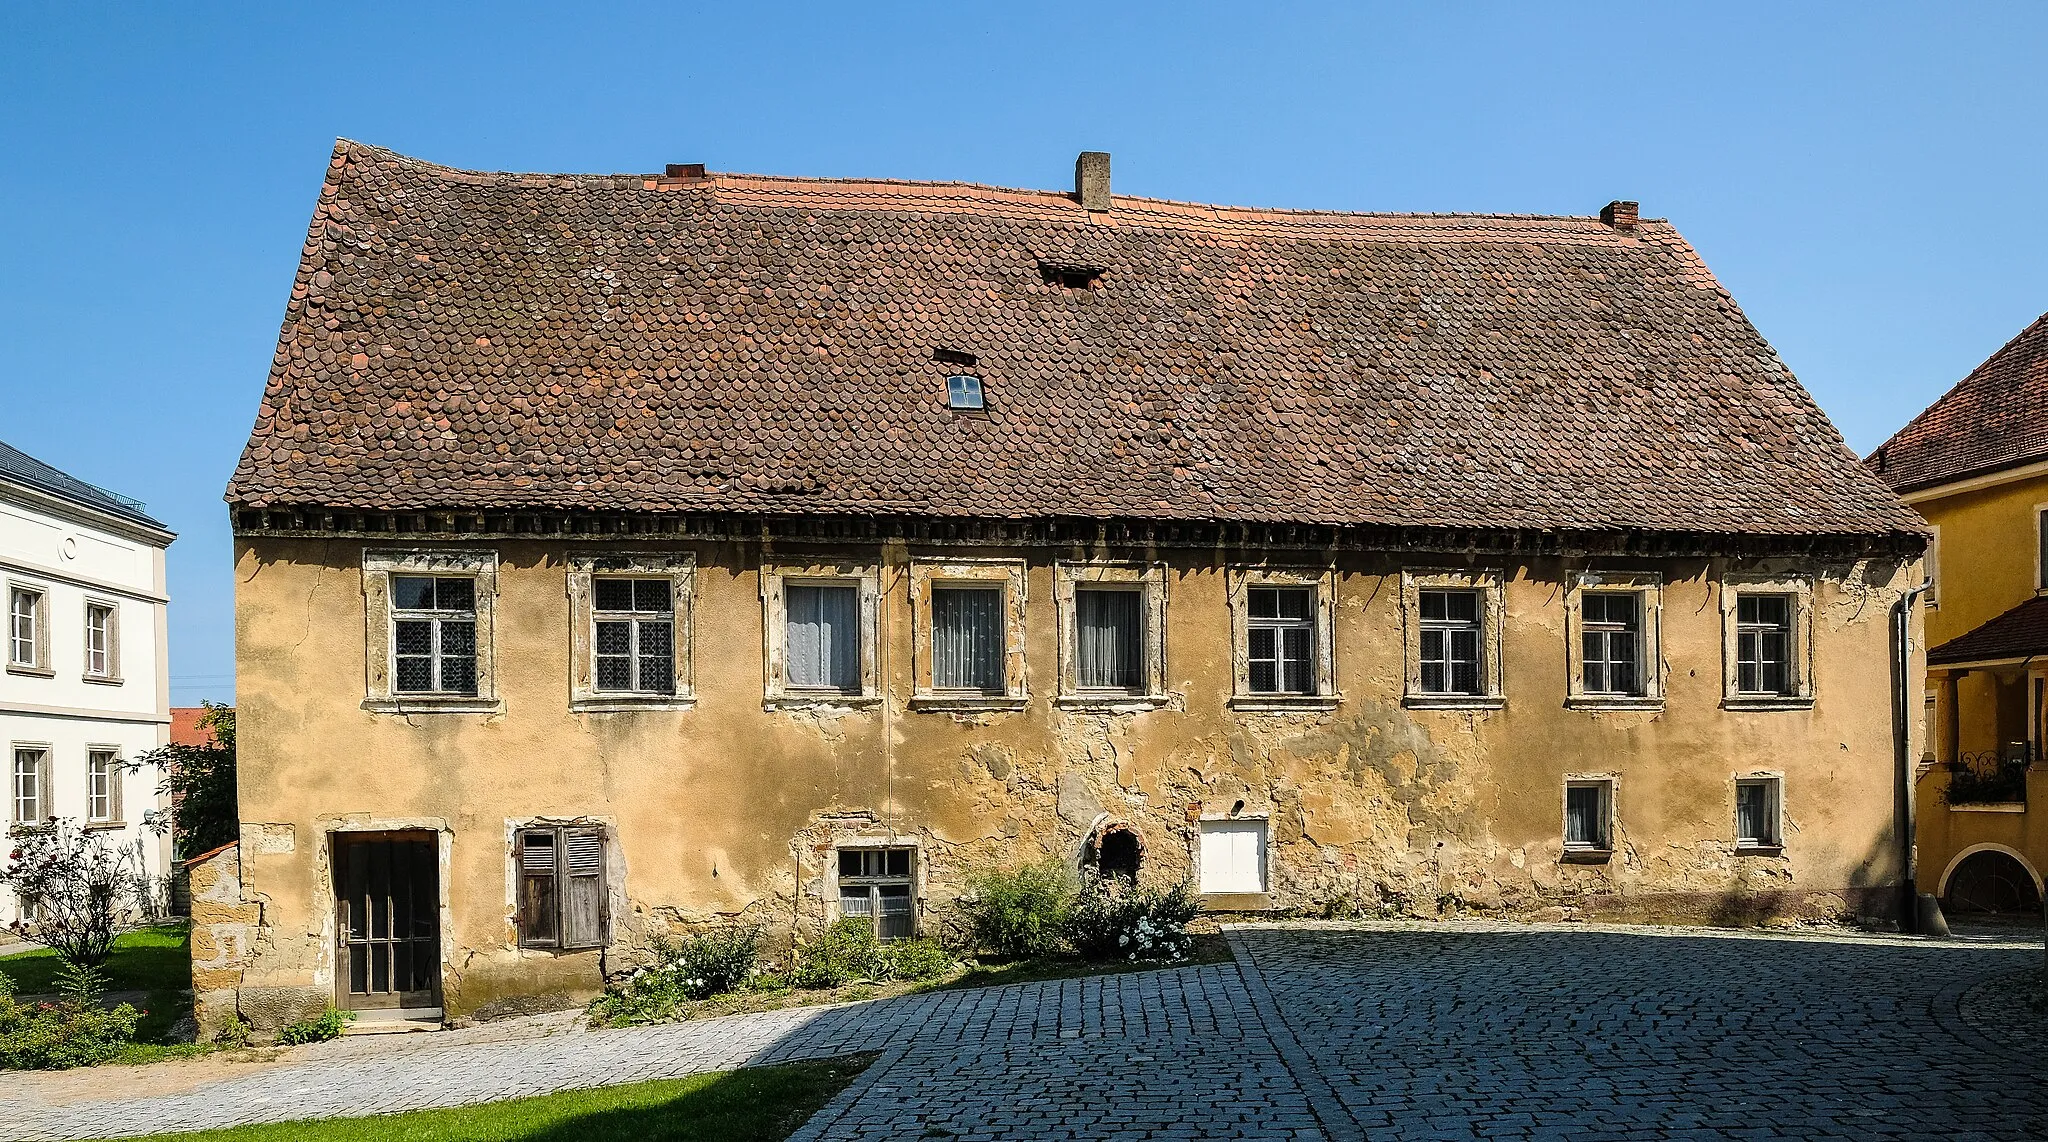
4 2 2045 705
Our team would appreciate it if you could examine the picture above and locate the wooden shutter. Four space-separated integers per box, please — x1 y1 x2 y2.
516 830 559 947
561 828 608 949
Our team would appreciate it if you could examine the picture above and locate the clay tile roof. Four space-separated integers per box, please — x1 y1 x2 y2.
225 140 1922 541
1928 595 2048 666
169 707 218 748
1868 311 2048 494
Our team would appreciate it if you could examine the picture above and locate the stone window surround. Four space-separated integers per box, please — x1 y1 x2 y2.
9 741 54 824
1400 568 1507 711
761 559 883 709
825 833 925 931
6 579 52 677
361 549 501 714
82 596 122 685
1561 773 1618 863
1053 560 1171 710
1719 574 1815 710
1226 566 1338 711
501 815 620 957
83 744 124 828
907 556 1028 711
1564 571 1664 711
1733 770 1786 854
566 553 696 712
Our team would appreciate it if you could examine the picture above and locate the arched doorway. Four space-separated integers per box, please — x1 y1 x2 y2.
1084 823 1143 883
1942 848 2043 917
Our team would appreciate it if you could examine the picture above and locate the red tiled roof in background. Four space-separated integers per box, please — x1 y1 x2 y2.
1928 595 2048 666
169 707 216 748
1869 311 2048 493
226 141 1922 543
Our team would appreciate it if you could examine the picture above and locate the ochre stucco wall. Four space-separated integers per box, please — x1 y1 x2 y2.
228 537 1917 1022
1910 470 2048 901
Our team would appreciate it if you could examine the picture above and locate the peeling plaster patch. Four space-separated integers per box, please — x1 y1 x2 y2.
246 823 296 855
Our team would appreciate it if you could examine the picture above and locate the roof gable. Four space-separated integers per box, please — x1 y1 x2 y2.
226 141 1921 541
1869 311 2048 494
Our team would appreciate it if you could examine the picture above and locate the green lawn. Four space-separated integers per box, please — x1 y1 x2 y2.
0 924 193 995
101 1055 875 1142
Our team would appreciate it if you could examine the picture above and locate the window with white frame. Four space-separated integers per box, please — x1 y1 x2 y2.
1055 563 1167 703
1199 819 1267 894
12 747 46 823
362 551 498 710
2037 508 2048 592
1565 572 1662 708
1735 777 1782 849
8 586 46 670
1247 587 1314 694
763 564 879 704
1401 569 1504 707
1563 779 1613 853
84 601 118 680
1720 576 1814 707
1926 526 1940 605
837 846 916 939
594 578 675 694
909 558 1027 706
86 750 119 823
392 576 479 696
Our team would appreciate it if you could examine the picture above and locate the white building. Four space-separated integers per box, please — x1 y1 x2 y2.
1 440 175 922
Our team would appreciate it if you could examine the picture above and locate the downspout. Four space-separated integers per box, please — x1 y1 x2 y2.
1891 577 1932 932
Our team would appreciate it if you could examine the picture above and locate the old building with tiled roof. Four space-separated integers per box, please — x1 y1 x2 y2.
1871 309 2048 922
205 141 1926 1031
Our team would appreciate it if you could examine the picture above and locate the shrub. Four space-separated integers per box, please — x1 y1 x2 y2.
0 975 140 1070
960 861 1076 958
590 926 763 1023
276 1006 351 1045
1 822 147 968
1067 879 1200 963
791 918 955 988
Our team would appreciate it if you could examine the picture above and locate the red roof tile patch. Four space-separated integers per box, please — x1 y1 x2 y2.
1929 595 2048 666
1869 312 2048 493
226 141 1921 541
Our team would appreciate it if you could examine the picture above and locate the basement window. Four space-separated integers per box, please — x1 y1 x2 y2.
838 847 916 940
1564 779 1614 856
1735 776 1783 850
945 374 985 410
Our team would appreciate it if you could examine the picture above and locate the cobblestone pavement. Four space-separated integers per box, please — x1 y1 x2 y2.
2 923 2041 1140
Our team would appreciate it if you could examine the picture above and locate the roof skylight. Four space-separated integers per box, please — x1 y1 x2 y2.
945 374 985 411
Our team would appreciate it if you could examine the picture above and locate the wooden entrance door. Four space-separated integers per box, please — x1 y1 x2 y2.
334 832 441 1014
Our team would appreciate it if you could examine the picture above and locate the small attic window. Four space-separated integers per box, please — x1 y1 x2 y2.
945 375 985 411
1039 262 1102 291
933 348 977 367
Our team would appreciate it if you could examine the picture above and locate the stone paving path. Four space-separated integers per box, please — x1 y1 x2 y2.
2 922 2042 1140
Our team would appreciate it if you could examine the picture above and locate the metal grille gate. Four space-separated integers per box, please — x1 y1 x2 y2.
334 832 441 1013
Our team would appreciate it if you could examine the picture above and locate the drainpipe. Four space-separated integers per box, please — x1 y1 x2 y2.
1892 578 1932 933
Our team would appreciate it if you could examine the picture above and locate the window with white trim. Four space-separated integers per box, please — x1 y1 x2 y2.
1564 779 1613 853
933 587 1004 692
1926 526 1940 606
86 750 119 823
762 563 880 704
837 846 916 939
593 578 675 694
392 576 479 696
909 558 1028 706
12 747 46 823
1720 575 1814 707
1401 569 1504 708
1230 569 1336 705
2036 508 2048 591
568 555 694 709
1735 777 1783 849
1199 819 1267 894
1055 562 1168 704
1419 591 1481 695
1565 572 1662 708
1735 595 1792 696
84 602 118 681
8 586 47 671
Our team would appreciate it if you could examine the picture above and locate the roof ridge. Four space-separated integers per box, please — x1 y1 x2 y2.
1870 307 2048 468
333 139 1648 228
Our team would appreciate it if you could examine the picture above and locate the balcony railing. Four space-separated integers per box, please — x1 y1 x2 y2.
1944 748 2033 806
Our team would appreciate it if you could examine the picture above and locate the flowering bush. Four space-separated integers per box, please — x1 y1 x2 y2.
1 822 146 967
0 974 139 1070
590 925 764 1024
960 860 1076 958
1066 878 1200 963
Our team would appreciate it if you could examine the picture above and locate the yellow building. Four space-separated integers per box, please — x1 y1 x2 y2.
1871 312 2048 921
198 143 1929 1031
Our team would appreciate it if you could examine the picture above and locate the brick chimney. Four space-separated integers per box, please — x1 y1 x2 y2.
1600 200 1639 234
1075 152 1111 212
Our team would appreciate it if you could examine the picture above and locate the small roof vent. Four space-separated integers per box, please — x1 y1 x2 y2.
945 374 985 411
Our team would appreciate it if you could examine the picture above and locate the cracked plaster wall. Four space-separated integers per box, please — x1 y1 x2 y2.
231 537 1919 1016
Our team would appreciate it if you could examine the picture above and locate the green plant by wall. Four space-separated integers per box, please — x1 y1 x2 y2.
791 918 953 988
1067 879 1200 963
275 1006 352 1045
960 860 1077 958
591 926 765 1024
0 972 141 1070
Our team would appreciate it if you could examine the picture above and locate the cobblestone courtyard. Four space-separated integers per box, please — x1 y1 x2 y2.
2 923 2041 1140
